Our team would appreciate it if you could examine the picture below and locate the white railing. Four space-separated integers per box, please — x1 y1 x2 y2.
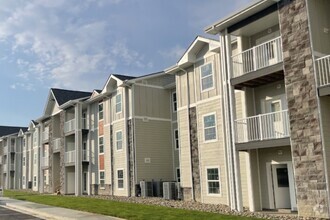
64 119 76 133
3 146 8 154
65 150 76 163
232 36 283 78
316 55 330 87
53 138 61 152
42 130 49 142
10 146 15 152
235 110 289 143
10 163 15 171
82 150 89 161
82 118 88 129
41 156 49 167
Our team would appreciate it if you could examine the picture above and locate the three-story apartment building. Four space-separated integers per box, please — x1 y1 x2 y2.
205 0 330 218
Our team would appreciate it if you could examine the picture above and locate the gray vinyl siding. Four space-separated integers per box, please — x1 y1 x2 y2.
133 85 171 119
135 119 174 182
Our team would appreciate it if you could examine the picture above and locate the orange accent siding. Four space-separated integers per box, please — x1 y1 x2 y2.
99 155 104 170
99 121 104 136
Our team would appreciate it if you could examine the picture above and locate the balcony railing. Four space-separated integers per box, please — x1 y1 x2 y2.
64 119 76 133
232 36 283 78
65 150 76 164
10 146 15 153
41 156 49 167
235 110 290 143
10 163 15 171
82 118 88 130
82 150 89 161
316 55 330 87
53 138 61 152
42 130 49 142
3 164 7 171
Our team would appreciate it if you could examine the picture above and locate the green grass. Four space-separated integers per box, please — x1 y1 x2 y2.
4 190 262 220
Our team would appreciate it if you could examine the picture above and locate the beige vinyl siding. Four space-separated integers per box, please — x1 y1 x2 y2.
51 102 61 115
171 88 178 121
135 74 175 87
135 119 174 182
133 85 171 119
235 91 245 119
257 146 292 209
239 151 249 207
103 125 111 185
112 120 127 196
177 109 192 188
197 99 228 205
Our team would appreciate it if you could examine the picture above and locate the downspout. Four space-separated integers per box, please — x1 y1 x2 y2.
178 66 195 201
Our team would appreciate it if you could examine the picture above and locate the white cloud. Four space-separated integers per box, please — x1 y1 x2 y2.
158 45 186 62
0 0 149 91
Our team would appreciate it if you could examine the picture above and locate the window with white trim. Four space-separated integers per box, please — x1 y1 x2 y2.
98 102 104 120
115 94 122 113
207 168 220 194
172 92 177 112
174 129 179 150
117 169 124 189
176 168 181 182
34 153 37 164
203 114 216 141
33 176 37 187
22 176 26 186
116 131 123 150
99 171 105 188
23 157 26 166
44 169 49 185
200 63 213 91
99 137 104 154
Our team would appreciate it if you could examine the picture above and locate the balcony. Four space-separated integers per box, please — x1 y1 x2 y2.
232 36 283 78
41 156 49 168
10 163 15 171
3 164 7 172
65 150 76 164
235 110 290 145
64 119 76 134
82 150 89 162
3 146 8 155
316 55 330 87
82 118 88 130
10 145 15 153
53 138 61 152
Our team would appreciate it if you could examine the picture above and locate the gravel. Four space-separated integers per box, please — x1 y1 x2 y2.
77 195 325 220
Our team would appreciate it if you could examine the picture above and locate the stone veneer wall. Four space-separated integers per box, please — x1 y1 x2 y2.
59 111 65 194
189 107 201 202
279 0 329 217
128 119 135 196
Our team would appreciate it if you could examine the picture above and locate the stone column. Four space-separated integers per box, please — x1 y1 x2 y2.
279 0 329 217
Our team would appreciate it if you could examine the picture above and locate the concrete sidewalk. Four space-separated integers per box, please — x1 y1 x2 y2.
0 197 124 220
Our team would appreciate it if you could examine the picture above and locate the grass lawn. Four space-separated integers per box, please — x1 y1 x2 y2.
4 190 263 220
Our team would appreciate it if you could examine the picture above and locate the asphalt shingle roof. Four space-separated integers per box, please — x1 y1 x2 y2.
51 88 92 106
0 126 28 137
112 74 136 81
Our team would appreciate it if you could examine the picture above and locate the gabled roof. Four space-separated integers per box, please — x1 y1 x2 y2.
165 36 220 74
51 88 92 106
112 74 136 81
0 126 28 137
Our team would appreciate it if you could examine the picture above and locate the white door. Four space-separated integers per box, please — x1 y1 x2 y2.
272 164 291 209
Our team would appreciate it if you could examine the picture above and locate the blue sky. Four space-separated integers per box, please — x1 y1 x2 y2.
0 0 250 126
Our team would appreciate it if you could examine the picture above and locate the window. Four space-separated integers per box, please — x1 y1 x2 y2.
33 133 37 145
22 176 26 186
23 157 26 166
176 168 181 182
172 92 177 112
33 176 37 187
174 129 179 150
99 137 104 154
203 114 217 141
44 170 49 185
115 94 122 113
23 138 26 148
99 171 105 188
117 169 124 189
34 153 37 164
98 102 104 120
200 63 213 91
116 131 122 150
207 168 220 194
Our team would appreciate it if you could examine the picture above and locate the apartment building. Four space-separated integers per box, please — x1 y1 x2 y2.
0 126 27 189
165 36 249 207
204 0 330 218
87 72 177 197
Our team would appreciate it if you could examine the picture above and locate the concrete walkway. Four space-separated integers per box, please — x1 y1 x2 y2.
0 197 124 220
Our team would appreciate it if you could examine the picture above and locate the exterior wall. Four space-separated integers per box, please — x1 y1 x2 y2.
135 119 174 182
279 0 329 217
